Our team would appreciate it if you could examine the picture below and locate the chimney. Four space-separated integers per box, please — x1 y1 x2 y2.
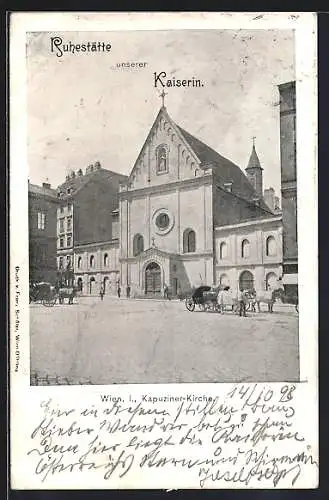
94 161 101 170
77 168 83 176
264 187 275 212
42 182 51 189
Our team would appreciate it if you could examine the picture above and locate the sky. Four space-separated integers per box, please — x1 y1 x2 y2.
27 29 295 196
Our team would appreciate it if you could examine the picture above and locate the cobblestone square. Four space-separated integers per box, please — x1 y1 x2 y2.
30 297 299 385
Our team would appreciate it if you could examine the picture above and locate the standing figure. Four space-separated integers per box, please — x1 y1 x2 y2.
164 284 171 300
126 285 131 298
238 289 247 317
117 285 121 298
99 283 105 301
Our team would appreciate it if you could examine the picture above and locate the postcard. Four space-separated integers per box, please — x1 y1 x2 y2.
10 12 318 489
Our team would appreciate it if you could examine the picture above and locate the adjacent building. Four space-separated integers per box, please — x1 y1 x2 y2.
56 162 127 294
278 81 298 299
28 181 60 283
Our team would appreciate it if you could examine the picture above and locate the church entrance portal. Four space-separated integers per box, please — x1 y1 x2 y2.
145 262 161 295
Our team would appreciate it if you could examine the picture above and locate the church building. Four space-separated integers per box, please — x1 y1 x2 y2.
119 103 283 297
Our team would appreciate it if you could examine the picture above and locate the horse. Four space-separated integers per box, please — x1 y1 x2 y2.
57 286 77 305
217 288 239 313
251 290 276 313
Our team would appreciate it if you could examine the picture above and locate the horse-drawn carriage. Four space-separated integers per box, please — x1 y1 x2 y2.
29 282 57 307
185 285 279 314
29 282 77 306
185 286 221 312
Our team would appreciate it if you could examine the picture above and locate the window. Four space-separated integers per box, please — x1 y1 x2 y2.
60 206 64 214
239 270 254 291
59 219 65 233
59 238 64 248
59 257 64 269
67 236 72 247
219 242 227 260
67 203 72 212
77 277 83 291
155 213 169 230
241 239 250 258
219 273 230 287
67 217 72 231
156 145 168 173
37 212 46 230
77 256 82 269
89 255 95 268
266 236 276 257
183 229 196 253
104 253 109 267
66 255 71 268
133 234 144 256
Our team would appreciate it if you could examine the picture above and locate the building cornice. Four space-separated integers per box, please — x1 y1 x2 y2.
281 180 297 192
119 174 212 200
214 215 282 233
74 239 120 251
119 248 213 263
29 191 61 203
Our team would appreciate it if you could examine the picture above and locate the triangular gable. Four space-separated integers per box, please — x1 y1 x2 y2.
127 107 200 183
136 246 178 260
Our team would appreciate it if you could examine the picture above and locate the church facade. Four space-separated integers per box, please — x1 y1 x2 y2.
118 105 283 297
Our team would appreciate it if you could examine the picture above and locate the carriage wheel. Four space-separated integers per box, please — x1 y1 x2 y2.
42 296 56 307
245 302 251 311
199 303 207 312
215 303 222 313
185 297 195 312
43 292 57 307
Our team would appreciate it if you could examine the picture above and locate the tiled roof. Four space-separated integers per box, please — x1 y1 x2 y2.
176 124 269 211
28 182 59 199
57 168 128 198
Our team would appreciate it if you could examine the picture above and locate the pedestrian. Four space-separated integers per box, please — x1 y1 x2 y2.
99 283 105 301
117 285 121 298
127 285 131 298
238 289 247 317
163 284 171 300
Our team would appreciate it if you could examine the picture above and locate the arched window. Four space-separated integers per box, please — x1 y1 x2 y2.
89 255 95 268
219 242 227 260
266 236 276 256
133 234 144 256
241 239 250 258
266 272 277 291
77 256 82 269
104 253 109 267
103 276 109 292
156 145 168 173
89 277 95 294
239 270 254 291
219 273 230 287
183 229 196 253
77 277 83 292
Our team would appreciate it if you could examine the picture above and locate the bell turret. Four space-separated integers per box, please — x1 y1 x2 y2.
245 138 263 198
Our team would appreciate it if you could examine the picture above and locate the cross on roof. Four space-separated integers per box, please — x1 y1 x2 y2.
252 136 256 147
159 90 167 108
